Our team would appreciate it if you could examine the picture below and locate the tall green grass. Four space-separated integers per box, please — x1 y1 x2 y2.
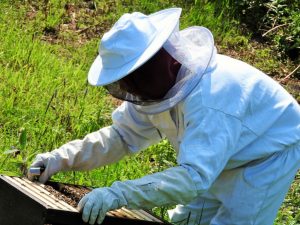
0 1 109 175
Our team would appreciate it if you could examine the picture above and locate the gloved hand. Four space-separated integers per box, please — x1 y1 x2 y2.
78 187 127 225
27 151 62 183
78 166 198 224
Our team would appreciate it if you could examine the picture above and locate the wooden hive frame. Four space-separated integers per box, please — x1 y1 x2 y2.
0 175 171 225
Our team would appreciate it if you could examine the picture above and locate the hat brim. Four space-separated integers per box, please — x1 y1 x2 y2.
88 8 182 86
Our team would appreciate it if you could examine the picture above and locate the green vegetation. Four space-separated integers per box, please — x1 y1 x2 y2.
231 0 300 61
0 0 299 223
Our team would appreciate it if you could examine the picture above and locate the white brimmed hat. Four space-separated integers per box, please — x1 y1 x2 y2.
88 8 182 86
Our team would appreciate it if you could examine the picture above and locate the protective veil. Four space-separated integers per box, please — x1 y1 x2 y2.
105 25 217 114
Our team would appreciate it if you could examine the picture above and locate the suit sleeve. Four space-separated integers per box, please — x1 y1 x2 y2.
49 101 162 171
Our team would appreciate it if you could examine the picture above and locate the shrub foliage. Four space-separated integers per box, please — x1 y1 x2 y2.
231 0 300 61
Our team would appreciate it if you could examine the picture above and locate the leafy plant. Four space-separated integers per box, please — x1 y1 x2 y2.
230 0 300 61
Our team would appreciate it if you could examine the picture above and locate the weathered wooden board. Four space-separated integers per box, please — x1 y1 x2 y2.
0 175 170 225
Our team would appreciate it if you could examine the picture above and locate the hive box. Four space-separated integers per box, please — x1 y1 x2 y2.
0 175 170 225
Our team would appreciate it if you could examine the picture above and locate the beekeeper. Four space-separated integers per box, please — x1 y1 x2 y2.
29 8 300 225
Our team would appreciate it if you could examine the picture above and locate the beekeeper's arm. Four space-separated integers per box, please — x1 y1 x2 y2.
78 102 242 225
29 102 163 183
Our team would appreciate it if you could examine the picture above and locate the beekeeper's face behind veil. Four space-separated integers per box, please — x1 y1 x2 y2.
88 8 215 114
110 47 181 101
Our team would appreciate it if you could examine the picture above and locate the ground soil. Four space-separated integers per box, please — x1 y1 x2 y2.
44 182 91 208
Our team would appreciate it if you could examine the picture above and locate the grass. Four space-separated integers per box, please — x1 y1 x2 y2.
0 0 299 223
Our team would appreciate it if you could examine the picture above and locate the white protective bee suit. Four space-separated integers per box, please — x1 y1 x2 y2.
29 8 300 225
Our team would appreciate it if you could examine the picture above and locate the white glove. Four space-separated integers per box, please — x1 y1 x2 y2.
78 166 198 224
78 187 127 224
27 151 63 183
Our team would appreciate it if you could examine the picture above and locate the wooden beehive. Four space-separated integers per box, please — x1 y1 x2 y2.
0 175 171 225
